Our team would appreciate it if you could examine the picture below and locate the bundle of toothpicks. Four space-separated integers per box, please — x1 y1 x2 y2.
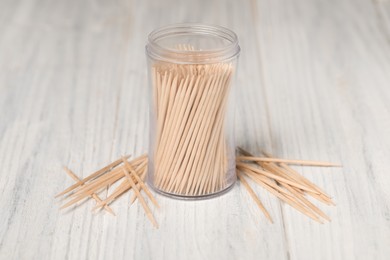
56 149 340 228
151 60 233 196
56 154 159 228
236 147 340 223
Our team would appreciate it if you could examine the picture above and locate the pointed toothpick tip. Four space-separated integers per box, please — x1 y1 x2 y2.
106 207 116 216
59 204 71 210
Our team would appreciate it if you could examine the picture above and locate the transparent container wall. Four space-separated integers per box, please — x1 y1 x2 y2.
156 34 233 52
146 24 240 199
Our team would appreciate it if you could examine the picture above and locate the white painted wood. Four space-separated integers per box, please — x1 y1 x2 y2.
0 0 389 259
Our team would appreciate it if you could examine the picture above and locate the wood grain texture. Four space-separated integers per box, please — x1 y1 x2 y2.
0 0 389 259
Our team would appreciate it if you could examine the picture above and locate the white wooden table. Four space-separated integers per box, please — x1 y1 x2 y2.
1 0 390 259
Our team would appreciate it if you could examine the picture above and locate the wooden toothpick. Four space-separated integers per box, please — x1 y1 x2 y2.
63 167 115 216
237 163 320 194
122 157 159 208
55 155 131 198
244 171 323 223
237 155 341 167
122 168 159 228
130 169 147 205
238 172 273 223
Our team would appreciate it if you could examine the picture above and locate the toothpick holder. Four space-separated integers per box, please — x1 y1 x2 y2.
145 23 240 199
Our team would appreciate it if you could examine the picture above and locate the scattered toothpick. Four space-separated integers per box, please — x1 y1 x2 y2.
56 148 340 226
237 172 273 223
237 156 341 167
55 154 159 228
55 155 131 198
236 147 341 223
62 166 115 216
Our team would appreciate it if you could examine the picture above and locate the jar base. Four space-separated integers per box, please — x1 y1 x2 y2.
146 179 237 201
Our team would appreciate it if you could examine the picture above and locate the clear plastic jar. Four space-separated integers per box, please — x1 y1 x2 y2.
145 23 240 199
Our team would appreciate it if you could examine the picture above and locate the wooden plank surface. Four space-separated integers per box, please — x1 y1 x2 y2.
0 0 389 259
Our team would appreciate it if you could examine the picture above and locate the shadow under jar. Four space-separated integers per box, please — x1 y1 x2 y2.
145 23 240 199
